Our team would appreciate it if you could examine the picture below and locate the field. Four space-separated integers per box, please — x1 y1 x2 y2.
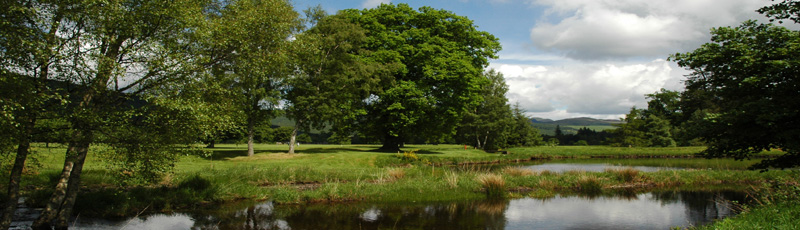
6 143 798 228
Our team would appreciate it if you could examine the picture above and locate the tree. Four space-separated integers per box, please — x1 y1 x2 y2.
506 105 544 147
758 0 800 24
644 115 676 147
285 8 385 153
16 1 213 229
204 0 301 156
340 4 501 151
645 89 682 124
610 108 650 147
0 1 77 228
456 70 513 150
671 19 800 169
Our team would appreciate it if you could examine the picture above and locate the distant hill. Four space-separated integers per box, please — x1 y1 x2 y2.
531 117 621 135
549 117 623 126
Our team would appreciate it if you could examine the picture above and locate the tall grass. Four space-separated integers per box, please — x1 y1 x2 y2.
692 179 800 229
476 173 506 199
606 168 640 182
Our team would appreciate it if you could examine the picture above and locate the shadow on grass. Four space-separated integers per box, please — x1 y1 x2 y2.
363 148 445 155
296 147 371 154
204 149 285 160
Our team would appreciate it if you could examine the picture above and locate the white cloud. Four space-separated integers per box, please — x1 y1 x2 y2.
490 59 687 119
361 0 390 9
529 0 773 60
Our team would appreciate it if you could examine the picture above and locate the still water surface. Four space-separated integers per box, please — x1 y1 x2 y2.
520 163 678 172
68 191 744 230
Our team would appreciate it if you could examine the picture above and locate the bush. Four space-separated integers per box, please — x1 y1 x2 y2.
397 149 420 162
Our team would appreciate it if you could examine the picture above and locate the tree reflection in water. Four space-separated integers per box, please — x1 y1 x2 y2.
68 191 747 230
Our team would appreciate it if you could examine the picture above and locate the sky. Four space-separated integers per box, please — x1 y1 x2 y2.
290 0 782 120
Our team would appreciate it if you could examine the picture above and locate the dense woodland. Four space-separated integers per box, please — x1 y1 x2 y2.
2 0 800 229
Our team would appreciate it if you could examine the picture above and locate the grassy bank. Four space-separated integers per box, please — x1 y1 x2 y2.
6 143 797 219
691 179 800 229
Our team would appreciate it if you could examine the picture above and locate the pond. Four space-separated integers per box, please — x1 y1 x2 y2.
61 191 745 230
454 158 758 173
519 162 677 172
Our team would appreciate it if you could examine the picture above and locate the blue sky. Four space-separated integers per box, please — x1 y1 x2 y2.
290 0 780 120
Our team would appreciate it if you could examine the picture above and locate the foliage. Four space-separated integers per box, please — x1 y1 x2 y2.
285 9 386 149
505 105 544 147
397 149 421 162
671 20 800 169
201 0 302 155
609 106 677 147
339 4 501 151
758 0 800 24
456 70 541 150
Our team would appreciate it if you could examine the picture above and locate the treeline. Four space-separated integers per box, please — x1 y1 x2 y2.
542 126 614 146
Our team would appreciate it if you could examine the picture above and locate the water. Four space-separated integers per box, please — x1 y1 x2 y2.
62 191 744 230
520 163 678 172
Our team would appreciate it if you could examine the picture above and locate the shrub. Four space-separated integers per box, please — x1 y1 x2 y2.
397 149 420 162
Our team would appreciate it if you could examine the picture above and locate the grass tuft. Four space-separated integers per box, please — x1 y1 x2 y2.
387 167 406 181
606 167 640 182
576 175 603 196
476 173 506 199
445 171 459 188
502 167 534 176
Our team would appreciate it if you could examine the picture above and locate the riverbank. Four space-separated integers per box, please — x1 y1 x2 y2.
7 144 798 222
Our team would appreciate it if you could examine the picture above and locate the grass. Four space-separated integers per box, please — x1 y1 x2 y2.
476 173 506 198
690 179 800 230
5 143 797 219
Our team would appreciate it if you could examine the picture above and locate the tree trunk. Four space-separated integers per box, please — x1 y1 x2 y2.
475 135 482 149
31 128 92 230
206 140 215 148
0 118 34 230
54 140 90 229
380 134 402 152
33 32 119 230
247 117 255 157
2 11 61 228
483 134 489 150
288 126 298 154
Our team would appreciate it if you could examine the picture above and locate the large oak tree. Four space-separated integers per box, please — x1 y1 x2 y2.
339 4 501 151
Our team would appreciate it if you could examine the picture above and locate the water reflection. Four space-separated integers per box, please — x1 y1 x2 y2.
69 191 744 230
520 163 678 173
